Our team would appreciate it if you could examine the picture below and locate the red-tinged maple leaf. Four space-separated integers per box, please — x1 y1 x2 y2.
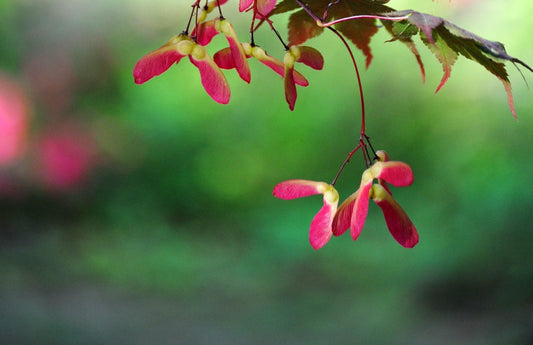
269 2 530 116
382 10 533 119
287 10 324 47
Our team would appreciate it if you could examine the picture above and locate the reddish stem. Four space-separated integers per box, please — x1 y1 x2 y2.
293 0 366 135
294 0 401 184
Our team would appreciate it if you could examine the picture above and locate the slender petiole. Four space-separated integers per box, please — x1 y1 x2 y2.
323 1 341 20
293 0 409 27
293 0 406 183
327 27 366 135
317 14 409 28
185 1 201 34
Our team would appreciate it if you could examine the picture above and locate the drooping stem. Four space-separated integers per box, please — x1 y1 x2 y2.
293 0 411 135
328 27 366 135
293 0 366 135
294 0 401 185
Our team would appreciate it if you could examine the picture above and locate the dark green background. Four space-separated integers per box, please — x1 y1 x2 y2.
1 1 532 344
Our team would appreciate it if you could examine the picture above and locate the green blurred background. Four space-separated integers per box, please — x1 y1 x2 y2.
0 0 531 344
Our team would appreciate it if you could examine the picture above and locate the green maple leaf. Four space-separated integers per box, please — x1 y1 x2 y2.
383 10 532 118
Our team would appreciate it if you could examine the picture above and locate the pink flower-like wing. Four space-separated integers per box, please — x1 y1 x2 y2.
133 36 186 84
273 179 327 199
257 55 309 86
296 46 324 70
194 19 220 46
239 0 253 12
373 161 414 187
215 45 308 86
371 184 419 248
350 182 372 241
331 190 359 236
309 199 336 250
189 53 231 104
284 63 297 111
219 20 251 83
213 47 237 69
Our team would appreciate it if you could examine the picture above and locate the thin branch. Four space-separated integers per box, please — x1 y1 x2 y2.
331 143 362 186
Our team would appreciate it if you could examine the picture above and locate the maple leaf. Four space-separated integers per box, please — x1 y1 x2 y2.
382 10 533 118
380 19 426 81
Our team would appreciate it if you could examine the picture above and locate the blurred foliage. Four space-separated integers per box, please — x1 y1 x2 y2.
0 1 532 344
